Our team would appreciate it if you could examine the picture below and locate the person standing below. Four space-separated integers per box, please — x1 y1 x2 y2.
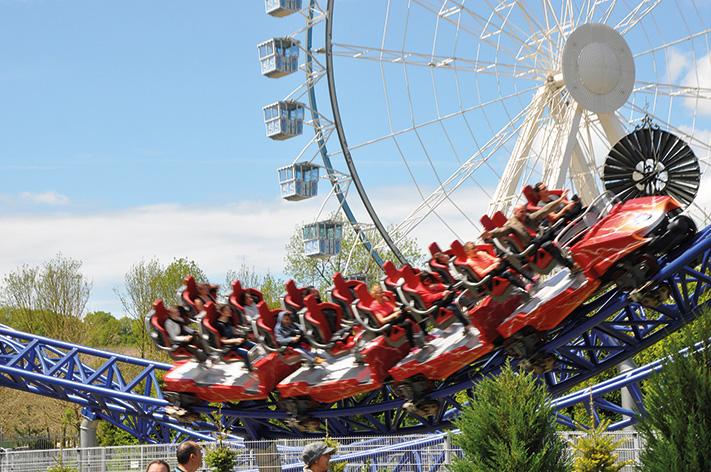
146 460 170 472
175 441 203 472
302 441 337 472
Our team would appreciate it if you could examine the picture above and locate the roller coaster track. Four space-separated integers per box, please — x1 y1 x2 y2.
0 225 709 441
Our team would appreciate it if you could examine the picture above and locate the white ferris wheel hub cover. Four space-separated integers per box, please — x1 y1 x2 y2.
562 23 635 114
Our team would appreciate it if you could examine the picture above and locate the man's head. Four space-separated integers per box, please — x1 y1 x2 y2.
419 272 436 286
176 441 203 472
302 441 337 472
146 460 170 472
513 204 527 221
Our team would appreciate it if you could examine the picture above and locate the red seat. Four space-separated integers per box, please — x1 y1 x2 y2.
351 284 410 349
199 301 244 363
301 295 359 357
280 279 305 315
327 272 363 325
427 242 456 286
448 240 522 302
396 266 457 330
145 300 202 362
179 275 201 317
253 302 305 366
228 280 262 333
523 184 564 220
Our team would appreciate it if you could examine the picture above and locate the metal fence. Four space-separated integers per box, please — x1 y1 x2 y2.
0 432 642 472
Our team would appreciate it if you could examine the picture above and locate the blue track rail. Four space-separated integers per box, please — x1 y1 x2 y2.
0 225 709 441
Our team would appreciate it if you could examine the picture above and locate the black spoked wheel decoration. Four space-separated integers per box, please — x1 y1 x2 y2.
603 120 701 206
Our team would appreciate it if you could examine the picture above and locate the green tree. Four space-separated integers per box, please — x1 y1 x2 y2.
0 253 91 341
568 416 632 472
450 363 570 472
223 262 285 308
284 215 426 293
636 310 711 472
114 257 206 357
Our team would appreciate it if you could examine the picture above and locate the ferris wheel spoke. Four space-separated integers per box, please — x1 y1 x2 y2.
613 0 662 35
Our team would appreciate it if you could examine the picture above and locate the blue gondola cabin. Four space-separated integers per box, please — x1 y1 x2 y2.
278 162 319 201
264 101 305 140
303 221 343 258
265 0 301 17
258 37 300 78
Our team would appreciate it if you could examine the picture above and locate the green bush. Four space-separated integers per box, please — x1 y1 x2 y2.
449 362 570 472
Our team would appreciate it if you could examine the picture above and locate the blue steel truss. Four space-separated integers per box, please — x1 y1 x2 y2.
0 225 709 441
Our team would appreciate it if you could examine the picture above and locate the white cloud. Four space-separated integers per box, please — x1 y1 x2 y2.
19 191 70 206
0 197 322 318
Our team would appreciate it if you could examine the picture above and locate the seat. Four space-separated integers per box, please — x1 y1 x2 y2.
481 213 557 275
522 184 563 213
380 260 403 293
198 301 245 363
300 294 360 357
448 240 524 302
252 301 305 365
351 284 410 349
179 275 202 317
326 272 363 325
144 300 205 362
396 266 458 330
427 242 457 286
280 279 305 315
228 280 263 325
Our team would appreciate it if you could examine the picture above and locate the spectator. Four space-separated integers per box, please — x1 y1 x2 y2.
302 441 337 472
175 441 203 472
146 460 170 472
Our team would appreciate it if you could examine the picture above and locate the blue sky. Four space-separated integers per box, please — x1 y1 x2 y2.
2 1 710 318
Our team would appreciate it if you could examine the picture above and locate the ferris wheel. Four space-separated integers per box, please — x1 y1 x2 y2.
261 0 711 264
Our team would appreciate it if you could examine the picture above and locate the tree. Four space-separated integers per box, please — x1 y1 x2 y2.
223 261 285 309
636 310 711 472
568 400 633 472
0 253 92 341
450 362 570 472
114 257 206 357
283 215 426 293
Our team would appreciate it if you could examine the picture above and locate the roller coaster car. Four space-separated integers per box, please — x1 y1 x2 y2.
498 195 695 363
277 291 409 403
563 195 695 290
326 272 363 325
427 242 456 286
145 300 206 362
447 240 527 302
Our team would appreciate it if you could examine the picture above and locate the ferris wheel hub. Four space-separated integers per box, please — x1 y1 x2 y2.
562 23 635 114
